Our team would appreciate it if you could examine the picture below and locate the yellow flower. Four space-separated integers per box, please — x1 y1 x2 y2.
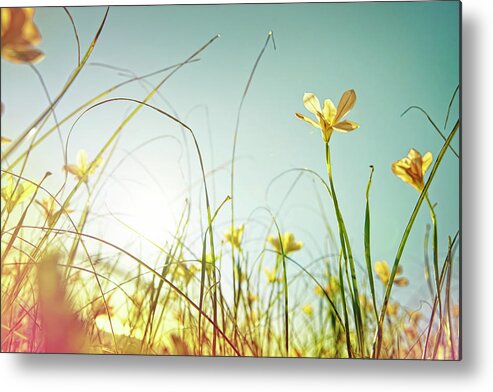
314 284 327 297
171 263 200 285
387 302 400 316
64 150 103 183
267 232 303 255
247 292 258 304
374 260 409 287
392 148 433 192
1 174 36 213
36 197 72 226
314 276 340 297
263 267 281 284
302 304 314 317
1 8 44 64
328 276 340 295
295 90 359 143
408 310 423 325
224 224 244 249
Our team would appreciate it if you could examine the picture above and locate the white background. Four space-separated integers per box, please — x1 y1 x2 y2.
1 0 491 390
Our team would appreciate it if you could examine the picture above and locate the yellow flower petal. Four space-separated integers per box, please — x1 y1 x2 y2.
333 120 360 133
392 149 432 192
334 89 356 124
322 99 337 124
375 260 390 285
387 302 400 316
302 93 321 116
394 277 409 287
422 151 433 174
302 304 313 317
1 8 44 64
224 224 244 249
268 232 303 255
2 47 44 63
1 175 36 213
1 135 12 145
295 113 321 129
76 150 89 172
63 164 81 178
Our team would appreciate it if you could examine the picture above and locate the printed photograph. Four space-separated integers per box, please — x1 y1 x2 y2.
0 1 460 359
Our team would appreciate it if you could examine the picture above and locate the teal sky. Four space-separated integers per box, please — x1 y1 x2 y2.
1 2 460 309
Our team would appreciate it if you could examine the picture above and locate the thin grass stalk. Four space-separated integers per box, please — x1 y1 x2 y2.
229 32 275 333
401 106 459 159
445 236 456 359
337 248 352 358
422 232 457 359
425 195 442 319
423 224 434 298
364 165 379 323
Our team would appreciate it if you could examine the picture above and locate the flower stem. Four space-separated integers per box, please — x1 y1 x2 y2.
425 194 442 319
325 143 365 356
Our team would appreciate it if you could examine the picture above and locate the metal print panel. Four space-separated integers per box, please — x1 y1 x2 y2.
0 1 461 359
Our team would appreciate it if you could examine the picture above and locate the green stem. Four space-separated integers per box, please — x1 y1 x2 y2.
425 194 442 318
364 166 380 323
325 142 365 355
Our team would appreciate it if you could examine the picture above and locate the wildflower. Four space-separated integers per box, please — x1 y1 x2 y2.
314 276 340 297
264 267 281 284
295 90 359 143
64 149 103 183
328 276 340 294
408 310 423 325
387 302 400 316
1 8 44 64
392 148 433 192
224 224 244 249
302 304 314 317
36 197 72 226
247 292 258 304
1 174 36 213
172 263 200 285
267 232 303 255
374 260 409 287
315 284 329 297
204 253 216 266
